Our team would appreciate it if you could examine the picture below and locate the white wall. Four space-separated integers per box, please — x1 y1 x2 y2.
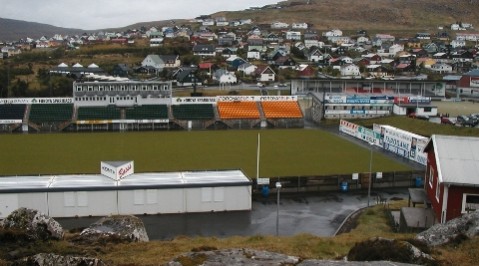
47 191 118 217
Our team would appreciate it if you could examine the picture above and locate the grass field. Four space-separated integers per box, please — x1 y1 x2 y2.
0 129 410 177
434 101 479 116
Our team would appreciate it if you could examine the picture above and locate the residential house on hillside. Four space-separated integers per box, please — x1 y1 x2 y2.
213 69 237 84
457 69 479 96
431 63 453 74
238 63 258 75
271 21 289 29
112 64 130 77
193 44 216 57
285 31 302 41
247 35 264 46
292 23 308 29
423 135 479 223
226 56 247 70
255 66 276 82
141 54 180 72
340 64 360 77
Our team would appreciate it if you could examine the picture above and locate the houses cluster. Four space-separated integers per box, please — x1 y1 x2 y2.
2 17 479 85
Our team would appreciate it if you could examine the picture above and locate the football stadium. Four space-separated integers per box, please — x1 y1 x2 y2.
0 79 420 218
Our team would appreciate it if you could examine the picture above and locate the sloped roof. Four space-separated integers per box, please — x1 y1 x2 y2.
463 69 479 77
425 135 479 186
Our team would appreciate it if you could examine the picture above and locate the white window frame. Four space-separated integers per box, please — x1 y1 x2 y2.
462 193 479 214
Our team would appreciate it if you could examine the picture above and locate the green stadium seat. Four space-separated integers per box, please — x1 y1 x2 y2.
125 105 168 120
29 104 73 123
0 105 26 120
172 104 215 120
77 106 121 120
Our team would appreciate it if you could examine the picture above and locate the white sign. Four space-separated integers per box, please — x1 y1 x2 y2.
101 161 134 180
376 172 383 179
0 98 73 105
257 178 270 185
381 126 428 165
352 173 359 180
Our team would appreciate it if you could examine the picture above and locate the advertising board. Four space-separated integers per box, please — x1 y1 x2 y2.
101 161 135 180
378 125 428 165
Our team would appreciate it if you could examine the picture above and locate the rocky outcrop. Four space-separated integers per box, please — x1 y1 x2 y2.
13 253 106 266
75 215 149 243
347 237 434 265
416 210 479 246
165 248 422 266
1 208 64 240
165 248 300 265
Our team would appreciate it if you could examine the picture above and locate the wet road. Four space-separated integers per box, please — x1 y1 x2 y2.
57 188 409 240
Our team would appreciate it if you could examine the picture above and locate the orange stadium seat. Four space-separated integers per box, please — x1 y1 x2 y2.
217 101 260 119
261 101 303 119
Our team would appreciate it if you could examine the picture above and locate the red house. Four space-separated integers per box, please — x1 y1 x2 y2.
423 135 479 223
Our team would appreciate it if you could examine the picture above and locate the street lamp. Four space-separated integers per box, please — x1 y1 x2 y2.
275 181 282 236
367 142 374 207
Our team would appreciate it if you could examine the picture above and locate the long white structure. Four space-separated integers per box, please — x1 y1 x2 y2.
0 169 252 219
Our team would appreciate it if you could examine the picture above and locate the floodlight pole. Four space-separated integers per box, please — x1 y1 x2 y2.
367 142 373 207
276 181 282 236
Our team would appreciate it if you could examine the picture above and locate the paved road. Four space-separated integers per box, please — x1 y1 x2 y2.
57 188 409 240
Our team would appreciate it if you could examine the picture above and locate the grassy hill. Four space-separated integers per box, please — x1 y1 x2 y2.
2 0 479 41
215 0 479 34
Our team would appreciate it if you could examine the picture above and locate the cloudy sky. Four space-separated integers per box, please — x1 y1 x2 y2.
1 0 279 30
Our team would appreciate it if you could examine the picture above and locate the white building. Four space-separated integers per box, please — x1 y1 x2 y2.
292 23 308 29
0 169 252 218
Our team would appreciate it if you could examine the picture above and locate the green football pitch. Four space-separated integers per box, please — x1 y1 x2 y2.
0 129 411 177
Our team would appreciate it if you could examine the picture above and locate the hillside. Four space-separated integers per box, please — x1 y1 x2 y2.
214 0 479 33
1 0 479 41
0 18 87 41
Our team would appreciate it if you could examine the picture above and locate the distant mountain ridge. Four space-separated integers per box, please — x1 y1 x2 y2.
1 0 479 42
0 18 86 41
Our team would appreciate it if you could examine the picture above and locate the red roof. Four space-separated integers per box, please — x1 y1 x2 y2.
199 63 214 69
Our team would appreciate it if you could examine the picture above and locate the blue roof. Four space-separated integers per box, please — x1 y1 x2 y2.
464 69 479 77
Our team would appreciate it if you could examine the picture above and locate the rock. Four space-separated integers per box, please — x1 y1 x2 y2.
416 210 479 247
76 215 149 243
299 260 419 265
13 253 106 266
347 237 434 265
165 248 300 265
1 208 64 240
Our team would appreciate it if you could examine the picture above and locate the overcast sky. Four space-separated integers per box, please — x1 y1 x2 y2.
1 0 279 30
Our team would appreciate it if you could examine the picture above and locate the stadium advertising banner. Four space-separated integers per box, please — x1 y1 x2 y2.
0 119 22 124
172 97 217 104
339 120 381 145
393 96 431 104
0 98 73 105
326 94 393 104
216 95 298 102
101 161 134 180
379 125 428 165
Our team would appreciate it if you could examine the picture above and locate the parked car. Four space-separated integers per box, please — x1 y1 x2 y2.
456 115 476 127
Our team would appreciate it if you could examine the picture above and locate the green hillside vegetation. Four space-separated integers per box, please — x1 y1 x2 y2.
218 0 479 34
0 129 410 177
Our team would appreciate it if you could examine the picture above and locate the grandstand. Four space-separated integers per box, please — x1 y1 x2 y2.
0 93 305 133
0 104 26 132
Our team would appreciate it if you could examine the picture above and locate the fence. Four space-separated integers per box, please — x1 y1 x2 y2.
253 170 425 195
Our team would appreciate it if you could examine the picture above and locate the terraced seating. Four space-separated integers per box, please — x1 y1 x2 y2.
77 106 121 120
29 104 73 123
125 105 168 120
172 104 215 120
261 101 303 119
0 105 26 120
217 101 260 119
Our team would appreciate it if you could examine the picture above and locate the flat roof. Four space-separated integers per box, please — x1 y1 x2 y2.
0 170 251 193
